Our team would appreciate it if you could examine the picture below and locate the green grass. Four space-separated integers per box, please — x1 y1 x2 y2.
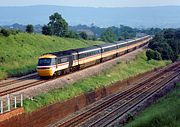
0 33 104 79
124 82 180 127
24 51 171 112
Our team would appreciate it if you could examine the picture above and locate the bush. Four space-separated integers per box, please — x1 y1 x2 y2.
154 50 162 60
146 50 154 61
146 49 162 61
0 29 20 37
10 29 20 35
0 28 10 37
79 32 88 40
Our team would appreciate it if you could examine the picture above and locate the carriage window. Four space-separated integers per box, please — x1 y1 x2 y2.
79 54 84 59
79 49 101 59
61 57 69 63
73 55 77 60
103 46 116 52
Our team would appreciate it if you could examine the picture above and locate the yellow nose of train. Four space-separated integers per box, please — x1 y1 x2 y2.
37 54 56 77
37 67 54 77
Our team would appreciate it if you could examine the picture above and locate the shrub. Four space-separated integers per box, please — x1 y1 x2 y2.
154 50 162 60
79 32 88 40
10 29 19 35
146 49 154 61
146 49 162 61
65 30 79 39
0 28 10 37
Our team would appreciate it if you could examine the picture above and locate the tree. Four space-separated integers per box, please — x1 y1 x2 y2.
42 25 51 35
79 32 88 40
163 28 175 39
65 30 79 38
92 35 97 41
119 25 136 39
160 43 174 61
150 41 174 61
101 28 116 42
48 12 68 37
26 24 34 33
175 30 180 39
147 28 180 62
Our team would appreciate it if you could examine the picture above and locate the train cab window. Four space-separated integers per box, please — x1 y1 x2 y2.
51 58 56 65
38 58 55 66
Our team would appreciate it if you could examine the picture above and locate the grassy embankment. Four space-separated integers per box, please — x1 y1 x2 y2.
24 51 171 112
125 82 180 127
0 33 104 79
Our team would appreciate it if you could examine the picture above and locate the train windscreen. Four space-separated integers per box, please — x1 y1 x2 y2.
38 58 55 66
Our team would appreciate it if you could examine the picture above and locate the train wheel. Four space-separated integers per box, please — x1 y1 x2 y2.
55 70 61 76
64 69 70 74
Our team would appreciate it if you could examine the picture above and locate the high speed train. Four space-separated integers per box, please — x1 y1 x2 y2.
36 36 152 77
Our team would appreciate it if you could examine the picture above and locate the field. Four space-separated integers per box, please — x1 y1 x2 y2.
24 51 171 112
125 82 180 127
0 33 104 79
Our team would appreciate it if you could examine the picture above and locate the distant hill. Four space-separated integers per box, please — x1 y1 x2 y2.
0 5 180 28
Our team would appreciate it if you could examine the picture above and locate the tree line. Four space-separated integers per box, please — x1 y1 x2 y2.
29 12 140 42
146 29 180 62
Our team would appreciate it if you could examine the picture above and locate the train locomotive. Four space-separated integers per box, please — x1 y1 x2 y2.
36 36 151 77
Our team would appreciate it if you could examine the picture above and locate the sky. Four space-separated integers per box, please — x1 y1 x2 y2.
0 0 180 7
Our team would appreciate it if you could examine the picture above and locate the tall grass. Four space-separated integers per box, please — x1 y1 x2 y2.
24 51 171 112
0 33 104 79
125 83 180 127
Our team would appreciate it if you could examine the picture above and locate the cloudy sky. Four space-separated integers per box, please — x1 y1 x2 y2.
0 0 180 7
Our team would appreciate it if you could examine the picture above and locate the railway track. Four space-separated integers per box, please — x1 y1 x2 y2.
88 70 179 127
0 64 97 97
0 80 47 96
0 65 93 97
55 62 180 127
0 74 38 88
